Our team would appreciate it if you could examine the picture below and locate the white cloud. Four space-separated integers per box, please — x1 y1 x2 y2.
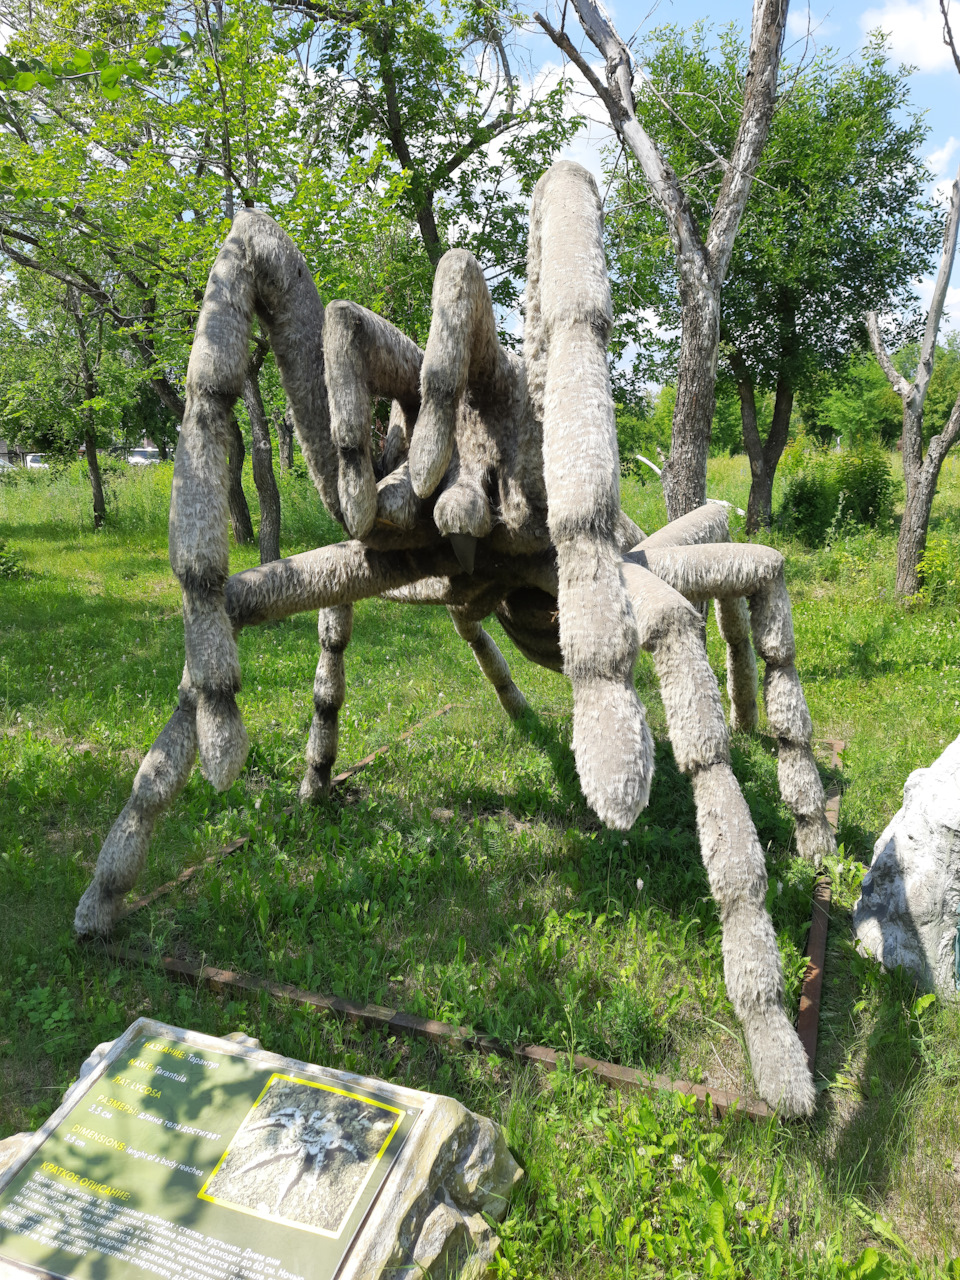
860 0 955 71
785 5 836 44
916 278 960 319
927 136 959 174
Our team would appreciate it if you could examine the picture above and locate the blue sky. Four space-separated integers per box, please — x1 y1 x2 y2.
525 0 959 317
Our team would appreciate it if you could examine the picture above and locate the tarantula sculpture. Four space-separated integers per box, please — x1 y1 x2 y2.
236 1106 361 1212
75 161 834 1117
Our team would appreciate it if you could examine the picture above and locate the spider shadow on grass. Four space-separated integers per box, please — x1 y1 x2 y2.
121 699 824 1096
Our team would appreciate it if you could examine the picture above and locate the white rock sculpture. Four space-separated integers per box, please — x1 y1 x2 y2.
853 734 960 994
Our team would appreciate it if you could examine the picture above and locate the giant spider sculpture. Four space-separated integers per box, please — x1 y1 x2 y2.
75 162 834 1117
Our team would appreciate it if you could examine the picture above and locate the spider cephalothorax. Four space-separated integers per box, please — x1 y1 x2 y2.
75 161 834 1116
236 1106 361 1211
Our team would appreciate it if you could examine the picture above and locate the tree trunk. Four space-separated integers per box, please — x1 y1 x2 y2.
84 430 106 530
277 408 294 471
242 370 282 564
661 281 718 518
737 367 793 533
895 396 960 595
226 416 255 546
896 479 936 597
866 168 960 599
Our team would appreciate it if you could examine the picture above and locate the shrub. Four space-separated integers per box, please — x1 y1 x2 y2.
917 534 959 605
779 452 839 545
778 443 894 546
835 444 894 526
0 539 26 579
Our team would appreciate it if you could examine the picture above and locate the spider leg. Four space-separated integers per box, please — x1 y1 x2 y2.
448 606 529 720
300 604 353 802
171 212 336 796
410 250 519 543
74 678 198 936
273 1154 310 1210
714 596 760 732
634 503 731 551
525 161 653 830
76 543 458 934
236 1144 300 1179
640 507 758 721
622 561 815 1117
323 301 422 538
632 543 835 864
244 1107 301 1136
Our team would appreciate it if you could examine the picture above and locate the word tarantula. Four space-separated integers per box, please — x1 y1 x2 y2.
75 162 834 1116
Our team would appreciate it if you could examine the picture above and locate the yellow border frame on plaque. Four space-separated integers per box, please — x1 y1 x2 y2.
197 1073 404 1239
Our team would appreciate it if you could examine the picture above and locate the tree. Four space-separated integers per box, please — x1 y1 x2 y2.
608 32 939 531
0 0 578 549
285 0 579 321
867 166 960 597
536 0 787 520
0 273 145 526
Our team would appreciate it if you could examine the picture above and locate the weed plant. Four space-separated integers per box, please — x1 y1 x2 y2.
778 439 897 546
1 453 960 1276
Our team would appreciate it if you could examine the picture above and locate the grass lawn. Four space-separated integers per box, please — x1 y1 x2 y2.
1 454 960 1277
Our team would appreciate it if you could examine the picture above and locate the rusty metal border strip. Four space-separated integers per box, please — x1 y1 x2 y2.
118 704 455 920
101 941 773 1122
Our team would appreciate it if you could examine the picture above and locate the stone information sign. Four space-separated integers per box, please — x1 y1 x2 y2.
0 1021 418 1280
0 1018 522 1280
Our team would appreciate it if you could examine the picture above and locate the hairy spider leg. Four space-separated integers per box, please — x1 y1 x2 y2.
447 607 529 721
300 604 354 801
622 560 815 1117
525 161 654 832
630 505 761 733
634 542 836 866
73 679 198 937
170 211 336 796
322 301 422 539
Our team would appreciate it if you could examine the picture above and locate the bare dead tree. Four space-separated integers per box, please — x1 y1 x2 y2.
535 0 788 520
941 0 960 74
866 166 960 598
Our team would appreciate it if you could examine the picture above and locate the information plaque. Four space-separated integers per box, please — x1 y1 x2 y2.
0 1020 422 1280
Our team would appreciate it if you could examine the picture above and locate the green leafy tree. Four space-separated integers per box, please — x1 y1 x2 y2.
0 0 577 549
608 29 939 531
0 274 148 526
807 352 904 448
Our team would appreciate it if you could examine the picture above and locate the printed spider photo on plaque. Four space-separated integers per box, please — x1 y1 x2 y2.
200 1074 405 1237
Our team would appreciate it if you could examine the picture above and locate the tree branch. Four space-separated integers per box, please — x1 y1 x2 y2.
941 0 960 76
864 311 911 401
705 0 787 278
532 11 623 123
539 0 706 271
916 164 960 403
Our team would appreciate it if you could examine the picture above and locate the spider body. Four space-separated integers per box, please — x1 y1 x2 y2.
237 1107 360 1212
75 162 833 1116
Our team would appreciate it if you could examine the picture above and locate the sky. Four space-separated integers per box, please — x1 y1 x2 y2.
523 0 959 319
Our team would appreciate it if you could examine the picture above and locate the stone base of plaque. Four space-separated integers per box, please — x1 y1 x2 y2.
0 1019 522 1280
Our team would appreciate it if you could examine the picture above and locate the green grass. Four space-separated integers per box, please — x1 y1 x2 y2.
2 456 960 1277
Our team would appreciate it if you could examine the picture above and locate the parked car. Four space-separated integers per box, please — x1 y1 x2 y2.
25 454 49 469
127 447 160 465
0 459 14 471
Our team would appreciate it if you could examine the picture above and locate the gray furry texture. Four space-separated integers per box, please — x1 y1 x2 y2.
300 604 353 801
77 161 836 1116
